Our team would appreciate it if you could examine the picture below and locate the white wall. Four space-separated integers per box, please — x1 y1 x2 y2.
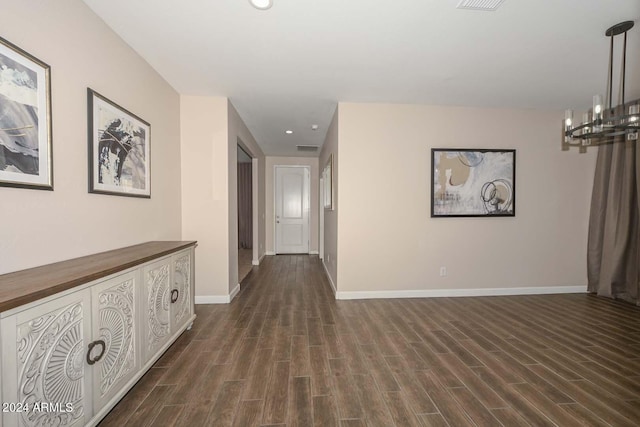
319 109 339 290
0 0 182 275
335 102 596 296
265 156 319 254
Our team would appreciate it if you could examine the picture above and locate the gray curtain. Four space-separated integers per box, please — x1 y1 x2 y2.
238 163 253 249
587 102 640 304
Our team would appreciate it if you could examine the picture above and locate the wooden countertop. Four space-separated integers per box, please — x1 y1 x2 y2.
0 241 197 313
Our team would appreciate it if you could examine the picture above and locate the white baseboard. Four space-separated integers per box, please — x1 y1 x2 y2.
336 285 587 300
252 253 266 266
195 295 232 304
230 283 241 301
266 251 276 256
309 251 319 255
195 283 241 304
322 260 337 296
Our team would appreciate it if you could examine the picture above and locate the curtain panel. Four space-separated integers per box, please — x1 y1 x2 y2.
587 102 640 304
238 163 253 249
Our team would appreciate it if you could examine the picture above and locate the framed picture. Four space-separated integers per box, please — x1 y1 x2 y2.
322 154 333 210
88 88 150 198
431 148 515 217
0 37 52 190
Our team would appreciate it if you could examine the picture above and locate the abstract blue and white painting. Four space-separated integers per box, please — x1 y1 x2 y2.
431 149 515 217
0 37 51 189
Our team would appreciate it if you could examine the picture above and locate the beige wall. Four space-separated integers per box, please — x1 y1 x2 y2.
265 156 319 254
228 101 266 292
319 109 339 289
181 97 265 299
0 0 182 275
180 96 229 298
336 102 596 294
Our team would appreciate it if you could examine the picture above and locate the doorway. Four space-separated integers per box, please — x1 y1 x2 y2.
237 145 253 281
275 166 310 254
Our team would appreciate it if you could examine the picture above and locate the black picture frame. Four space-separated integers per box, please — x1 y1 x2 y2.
88 88 151 198
0 36 53 190
322 154 334 210
431 148 516 217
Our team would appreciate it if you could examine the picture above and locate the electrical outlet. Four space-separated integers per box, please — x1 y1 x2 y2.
440 266 447 277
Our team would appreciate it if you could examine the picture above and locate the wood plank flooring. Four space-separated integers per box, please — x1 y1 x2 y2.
99 255 640 426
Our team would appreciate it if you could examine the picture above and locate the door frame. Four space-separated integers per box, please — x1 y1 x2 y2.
252 157 259 264
319 177 324 260
273 165 311 254
236 141 259 273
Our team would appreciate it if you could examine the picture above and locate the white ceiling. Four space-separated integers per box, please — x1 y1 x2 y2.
83 0 640 157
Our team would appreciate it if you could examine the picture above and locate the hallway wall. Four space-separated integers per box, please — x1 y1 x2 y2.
319 109 339 291
335 102 596 297
0 0 182 275
181 97 265 301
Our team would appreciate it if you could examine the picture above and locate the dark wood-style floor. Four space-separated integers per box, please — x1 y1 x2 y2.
99 255 640 426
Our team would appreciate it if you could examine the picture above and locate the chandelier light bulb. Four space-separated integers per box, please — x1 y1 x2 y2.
564 110 574 142
565 110 573 127
592 95 604 132
630 105 640 122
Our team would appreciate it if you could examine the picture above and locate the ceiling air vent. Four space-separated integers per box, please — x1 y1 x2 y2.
297 145 319 152
456 0 505 11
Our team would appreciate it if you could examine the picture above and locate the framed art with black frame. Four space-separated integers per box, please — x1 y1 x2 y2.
0 36 53 190
322 153 333 210
431 148 516 217
88 88 150 198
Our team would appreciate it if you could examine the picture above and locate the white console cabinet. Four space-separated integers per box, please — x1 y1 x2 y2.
0 242 196 427
1 289 93 427
142 250 194 365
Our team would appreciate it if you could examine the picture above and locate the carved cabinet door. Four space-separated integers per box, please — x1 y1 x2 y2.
171 249 193 334
0 290 92 427
90 271 139 413
142 257 173 364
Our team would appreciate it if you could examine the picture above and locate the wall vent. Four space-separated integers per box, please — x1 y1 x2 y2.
297 145 319 152
456 0 505 11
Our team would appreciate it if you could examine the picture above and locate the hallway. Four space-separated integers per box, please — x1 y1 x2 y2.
100 255 640 426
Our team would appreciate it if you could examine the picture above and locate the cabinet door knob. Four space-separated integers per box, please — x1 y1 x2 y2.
87 339 106 365
171 289 179 303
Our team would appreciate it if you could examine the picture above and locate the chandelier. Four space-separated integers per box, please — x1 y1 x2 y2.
563 21 639 151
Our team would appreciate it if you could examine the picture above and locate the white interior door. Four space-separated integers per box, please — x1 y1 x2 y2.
275 166 310 254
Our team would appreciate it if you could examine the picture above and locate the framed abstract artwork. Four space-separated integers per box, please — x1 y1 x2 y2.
431 149 515 217
322 154 333 210
88 88 150 198
0 36 52 190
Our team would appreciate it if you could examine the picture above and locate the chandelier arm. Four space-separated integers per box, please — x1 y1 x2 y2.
622 31 627 106
608 33 614 109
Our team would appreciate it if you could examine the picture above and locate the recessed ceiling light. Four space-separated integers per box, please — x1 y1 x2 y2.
285 130 293 134
249 0 273 10
311 124 319 131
